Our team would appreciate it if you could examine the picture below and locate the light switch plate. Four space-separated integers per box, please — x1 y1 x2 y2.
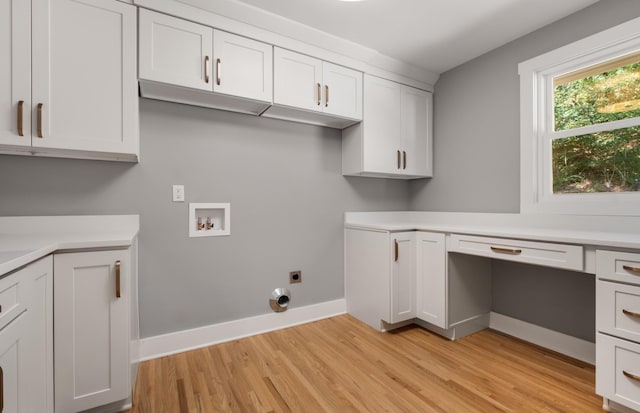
172 185 185 202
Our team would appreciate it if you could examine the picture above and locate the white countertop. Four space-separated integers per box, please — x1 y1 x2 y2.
0 215 139 276
345 211 640 250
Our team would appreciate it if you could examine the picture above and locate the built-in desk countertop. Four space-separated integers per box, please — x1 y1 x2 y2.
345 211 640 250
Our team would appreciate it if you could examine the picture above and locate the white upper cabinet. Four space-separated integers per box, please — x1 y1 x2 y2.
402 86 432 177
358 75 402 175
0 0 31 148
138 9 273 115
264 47 362 129
1 0 139 161
273 49 323 112
323 61 363 120
139 9 213 91
213 30 273 102
342 74 433 179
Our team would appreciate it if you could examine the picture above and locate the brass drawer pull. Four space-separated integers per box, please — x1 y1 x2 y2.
397 150 401 169
37 103 43 138
325 85 329 107
316 83 321 106
216 58 221 86
17 100 24 136
623 309 640 319
490 246 522 255
1 365 3 412
204 56 210 84
623 265 640 274
115 260 121 298
394 239 399 262
624 370 640 382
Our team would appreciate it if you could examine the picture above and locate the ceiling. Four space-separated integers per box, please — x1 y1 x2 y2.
230 0 600 74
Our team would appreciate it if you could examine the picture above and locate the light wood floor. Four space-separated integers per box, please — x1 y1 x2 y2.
126 315 602 413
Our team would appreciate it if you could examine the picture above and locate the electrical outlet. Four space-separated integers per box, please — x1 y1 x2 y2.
172 185 185 202
289 271 302 284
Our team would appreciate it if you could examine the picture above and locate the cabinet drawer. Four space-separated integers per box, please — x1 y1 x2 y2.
598 280 640 342
597 251 640 285
597 333 640 411
0 271 25 331
447 234 583 271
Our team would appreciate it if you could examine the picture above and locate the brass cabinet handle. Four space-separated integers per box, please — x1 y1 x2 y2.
317 83 321 106
490 246 522 255
623 309 640 319
397 150 401 169
325 85 329 107
0 365 3 412
403 151 407 170
115 260 121 298
394 239 399 262
623 265 640 274
624 370 640 382
17 100 24 136
37 103 43 138
204 56 210 84
216 58 221 86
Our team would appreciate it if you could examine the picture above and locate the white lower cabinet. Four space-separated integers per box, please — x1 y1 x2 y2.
389 233 415 324
0 312 27 413
597 333 640 412
0 255 53 413
54 249 130 413
346 228 449 331
415 232 447 328
596 250 640 411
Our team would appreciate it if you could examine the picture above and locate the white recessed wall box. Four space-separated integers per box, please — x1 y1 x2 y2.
189 203 230 237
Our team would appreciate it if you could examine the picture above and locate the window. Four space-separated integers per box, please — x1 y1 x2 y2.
519 17 640 216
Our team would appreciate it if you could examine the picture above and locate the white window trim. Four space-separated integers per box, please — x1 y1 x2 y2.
519 16 640 216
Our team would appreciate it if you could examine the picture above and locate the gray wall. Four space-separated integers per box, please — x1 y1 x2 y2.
2 0 639 343
411 0 640 341
0 99 410 338
411 0 640 212
491 262 595 342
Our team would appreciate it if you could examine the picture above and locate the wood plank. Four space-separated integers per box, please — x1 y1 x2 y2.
126 315 602 412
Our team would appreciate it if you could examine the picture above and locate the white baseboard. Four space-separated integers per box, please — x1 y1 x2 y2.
490 312 595 365
138 299 346 362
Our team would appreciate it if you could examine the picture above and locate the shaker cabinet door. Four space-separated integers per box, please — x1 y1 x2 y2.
54 249 130 412
362 75 402 175
389 233 416 323
31 0 138 156
139 8 213 91
0 0 31 148
322 62 362 120
273 48 323 112
213 30 272 102
415 232 446 328
402 86 432 177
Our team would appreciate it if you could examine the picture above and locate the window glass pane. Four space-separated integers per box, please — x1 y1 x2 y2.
552 126 640 193
554 55 640 132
